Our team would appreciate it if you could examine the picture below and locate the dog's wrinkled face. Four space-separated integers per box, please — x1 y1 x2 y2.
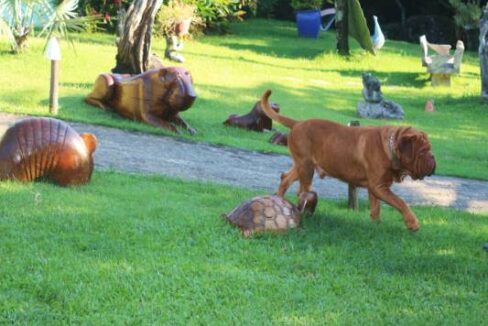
396 129 436 180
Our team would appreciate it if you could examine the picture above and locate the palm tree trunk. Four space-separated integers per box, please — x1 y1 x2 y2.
394 0 406 39
480 5 488 100
335 0 349 56
112 0 163 74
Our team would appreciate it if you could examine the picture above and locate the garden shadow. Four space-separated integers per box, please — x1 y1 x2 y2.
325 68 430 88
198 19 337 60
285 202 488 277
61 82 94 90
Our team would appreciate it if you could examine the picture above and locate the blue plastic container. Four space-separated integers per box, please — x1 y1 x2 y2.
296 10 321 38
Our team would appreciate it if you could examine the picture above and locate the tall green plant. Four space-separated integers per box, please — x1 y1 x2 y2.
0 0 40 52
290 0 322 11
449 0 481 29
185 0 253 33
0 0 96 53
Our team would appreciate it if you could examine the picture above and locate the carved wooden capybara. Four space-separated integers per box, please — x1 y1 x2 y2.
0 117 97 186
85 67 197 134
222 191 318 237
224 101 280 132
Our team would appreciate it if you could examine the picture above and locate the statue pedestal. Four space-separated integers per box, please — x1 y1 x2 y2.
357 100 404 120
431 73 451 87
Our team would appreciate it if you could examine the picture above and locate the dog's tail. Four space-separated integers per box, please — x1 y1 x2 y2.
260 90 297 129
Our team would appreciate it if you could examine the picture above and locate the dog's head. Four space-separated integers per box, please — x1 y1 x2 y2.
395 128 436 180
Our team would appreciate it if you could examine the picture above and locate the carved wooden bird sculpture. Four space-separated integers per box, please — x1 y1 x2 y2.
371 15 385 52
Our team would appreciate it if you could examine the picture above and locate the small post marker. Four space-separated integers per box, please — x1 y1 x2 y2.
347 120 360 210
46 37 61 115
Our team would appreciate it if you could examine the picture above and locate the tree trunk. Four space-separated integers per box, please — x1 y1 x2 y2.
112 0 163 74
335 0 349 56
394 0 406 39
480 5 488 101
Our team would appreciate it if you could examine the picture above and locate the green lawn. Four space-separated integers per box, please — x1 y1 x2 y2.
0 19 487 180
0 172 486 324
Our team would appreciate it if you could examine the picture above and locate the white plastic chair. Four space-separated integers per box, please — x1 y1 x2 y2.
320 8 336 32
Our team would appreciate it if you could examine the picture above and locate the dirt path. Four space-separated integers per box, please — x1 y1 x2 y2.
1 113 487 214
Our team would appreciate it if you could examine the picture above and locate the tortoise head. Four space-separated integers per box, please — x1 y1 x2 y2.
297 191 318 215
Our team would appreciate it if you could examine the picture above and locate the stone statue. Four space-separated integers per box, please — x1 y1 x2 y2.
357 73 404 119
165 35 185 63
0 117 97 186
361 72 383 103
480 4 488 101
85 67 197 135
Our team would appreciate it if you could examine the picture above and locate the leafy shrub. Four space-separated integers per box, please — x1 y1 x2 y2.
187 0 256 34
78 0 130 32
448 0 482 29
256 0 278 18
290 0 323 11
154 0 202 37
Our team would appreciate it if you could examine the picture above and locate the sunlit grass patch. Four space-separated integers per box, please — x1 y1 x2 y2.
0 172 487 324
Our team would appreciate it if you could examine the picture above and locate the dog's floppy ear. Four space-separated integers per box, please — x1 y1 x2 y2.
397 134 417 162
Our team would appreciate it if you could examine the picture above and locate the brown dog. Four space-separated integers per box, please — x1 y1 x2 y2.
260 90 436 230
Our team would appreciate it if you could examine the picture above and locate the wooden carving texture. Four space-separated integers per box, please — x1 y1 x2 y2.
85 67 197 134
0 118 97 186
224 101 280 132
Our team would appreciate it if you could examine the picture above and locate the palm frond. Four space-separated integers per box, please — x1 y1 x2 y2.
0 17 16 45
38 0 99 51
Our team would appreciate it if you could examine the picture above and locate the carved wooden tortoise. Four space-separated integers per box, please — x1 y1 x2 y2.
222 192 318 237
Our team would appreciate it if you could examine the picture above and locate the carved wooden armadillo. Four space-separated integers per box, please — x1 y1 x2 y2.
0 117 97 186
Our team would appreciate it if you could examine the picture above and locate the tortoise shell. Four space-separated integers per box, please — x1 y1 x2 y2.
222 192 318 237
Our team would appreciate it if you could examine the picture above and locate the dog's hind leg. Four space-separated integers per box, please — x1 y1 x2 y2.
297 160 315 194
277 166 298 196
85 74 114 110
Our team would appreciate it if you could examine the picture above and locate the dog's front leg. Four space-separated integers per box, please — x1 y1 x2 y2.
368 189 381 222
370 184 420 231
277 166 298 196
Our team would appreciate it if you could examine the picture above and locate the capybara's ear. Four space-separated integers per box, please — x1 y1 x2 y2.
158 68 169 82
81 133 98 154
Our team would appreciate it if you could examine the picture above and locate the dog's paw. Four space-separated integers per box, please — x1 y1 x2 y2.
370 217 382 224
407 221 420 232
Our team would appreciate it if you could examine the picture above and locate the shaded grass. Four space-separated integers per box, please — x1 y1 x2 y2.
0 172 487 324
0 19 487 179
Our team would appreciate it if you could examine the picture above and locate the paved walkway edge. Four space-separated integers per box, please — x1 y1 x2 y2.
1 113 487 214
